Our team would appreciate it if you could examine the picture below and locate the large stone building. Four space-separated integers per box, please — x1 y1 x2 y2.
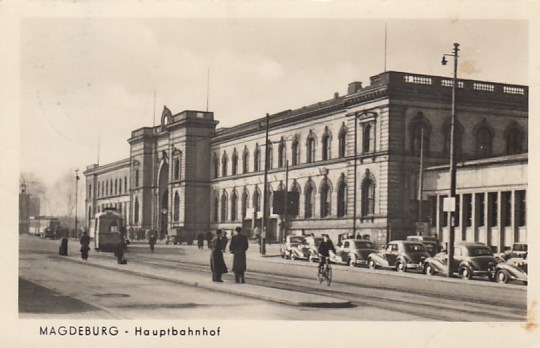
84 70 527 251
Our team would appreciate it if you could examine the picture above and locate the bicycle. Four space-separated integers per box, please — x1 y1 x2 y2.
317 256 332 286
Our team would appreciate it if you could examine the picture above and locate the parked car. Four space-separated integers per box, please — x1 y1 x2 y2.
406 235 443 257
332 239 377 267
423 242 497 280
280 235 306 259
497 243 528 261
495 257 528 285
288 236 323 262
368 240 430 272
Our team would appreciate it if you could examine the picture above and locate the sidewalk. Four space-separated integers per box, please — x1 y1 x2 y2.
55 249 351 308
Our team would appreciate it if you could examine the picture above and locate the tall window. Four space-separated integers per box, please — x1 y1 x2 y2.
516 190 526 227
338 127 347 158
242 190 248 219
214 195 219 222
88 184 92 199
362 123 374 153
278 141 286 168
488 192 498 227
222 153 228 177
213 154 219 178
306 135 315 163
337 181 347 217
124 176 127 193
232 151 238 175
118 179 122 194
506 128 523 155
231 191 238 221
115 179 118 195
135 170 140 187
361 178 375 216
106 181 109 196
134 198 139 223
463 194 472 227
242 149 249 174
304 183 314 218
253 190 260 212
88 206 92 226
266 144 273 170
322 133 331 161
476 193 485 227
254 146 261 172
476 127 493 158
412 123 429 156
320 181 331 217
502 191 511 227
292 140 300 165
174 192 180 221
440 195 448 227
221 191 228 222
174 158 180 180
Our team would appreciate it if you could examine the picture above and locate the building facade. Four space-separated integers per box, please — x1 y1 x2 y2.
84 71 527 249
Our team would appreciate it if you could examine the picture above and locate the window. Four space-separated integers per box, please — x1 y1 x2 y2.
88 206 92 226
337 181 347 217
115 179 118 195
221 191 228 222
106 181 109 196
429 196 437 227
506 128 523 154
476 193 485 227
305 184 314 218
463 194 472 227
361 178 375 216
338 127 347 158
124 176 127 192
97 182 100 198
267 143 273 170
412 123 429 156
214 195 219 222
174 158 180 180
241 190 248 219
440 195 448 227
320 181 331 217
516 190 526 227
253 190 260 212
88 184 92 199
254 146 261 172
232 151 238 175
174 192 180 221
231 191 238 221
242 149 249 174
322 132 331 161
306 135 315 163
213 154 219 178
278 142 286 168
222 153 228 177
488 192 498 227
502 191 511 227
134 198 139 223
135 170 140 187
292 140 300 165
118 179 122 194
476 127 492 158
362 123 374 153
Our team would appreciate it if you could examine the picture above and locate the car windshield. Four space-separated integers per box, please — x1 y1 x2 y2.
468 246 493 256
405 243 426 252
514 244 528 251
353 241 375 249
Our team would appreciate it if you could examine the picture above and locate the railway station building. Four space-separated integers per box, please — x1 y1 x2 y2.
84 70 528 251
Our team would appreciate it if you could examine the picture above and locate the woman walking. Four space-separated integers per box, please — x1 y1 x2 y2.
210 230 228 282
229 227 249 283
80 232 90 260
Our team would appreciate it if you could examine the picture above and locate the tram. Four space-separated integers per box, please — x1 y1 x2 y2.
92 208 124 252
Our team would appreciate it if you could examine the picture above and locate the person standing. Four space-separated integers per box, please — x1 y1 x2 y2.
229 226 249 283
59 235 68 256
206 230 213 249
149 233 157 253
79 231 90 260
210 230 228 282
197 232 205 249
116 237 127 264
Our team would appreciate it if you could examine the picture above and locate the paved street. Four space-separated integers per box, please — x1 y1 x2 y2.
19 235 527 321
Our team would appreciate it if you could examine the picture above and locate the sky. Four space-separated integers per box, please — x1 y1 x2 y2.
19 17 528 202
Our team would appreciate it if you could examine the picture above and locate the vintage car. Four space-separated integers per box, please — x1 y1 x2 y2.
406 235 443 257
495 257 528 285
423 242 497 280
367 240 430 272
331 239 377 267
289 236 323 262
280 235 306 259
497 243 528 261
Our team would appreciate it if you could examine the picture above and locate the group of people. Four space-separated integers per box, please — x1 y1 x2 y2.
210 227 249 283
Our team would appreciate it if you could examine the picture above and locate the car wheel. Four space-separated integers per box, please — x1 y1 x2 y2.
424 264 435 276
460 267 472 280
396 261 406 272
496 270 509 284
368 259 377 269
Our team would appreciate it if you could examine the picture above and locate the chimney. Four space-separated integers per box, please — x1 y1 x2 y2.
334 92 339 99
348 81 363 94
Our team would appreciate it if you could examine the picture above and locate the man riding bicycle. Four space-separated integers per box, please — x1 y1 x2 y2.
318 234 336 272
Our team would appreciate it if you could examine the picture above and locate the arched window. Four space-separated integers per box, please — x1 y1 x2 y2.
135 170 140 187
320 180 331 217
232 150 238 175
231 191 238 221
174 192 180 221
278 141 286 168
506 128 523 155
174 158 180 180
362 123 374 153
412 122 430 156
253 189 260 212
134 198 139 223
213 154 219 178
106 181 109 196
267 143 273 170
242 148 249 174
292 139 300 165
337 179 347 217
306 134 316 163
338 125 347 158
254 146 261 172
241 190 248 219
221 191 228 222
304 182 315 218
476 127 493 158
222 152 228 177
322 133 331 161
214 195 219 222
88 206 92 226
361 178 375 216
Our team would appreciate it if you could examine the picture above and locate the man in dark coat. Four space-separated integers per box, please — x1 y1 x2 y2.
210 230 228 282
80 232 90 260
115 237 127 264
318 234 336 272
229 226 249 283
206 231 213 249
149 233 157 253
197 232 205 250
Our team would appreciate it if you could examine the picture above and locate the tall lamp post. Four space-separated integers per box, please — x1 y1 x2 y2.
75 169 80 237
441 42 460 278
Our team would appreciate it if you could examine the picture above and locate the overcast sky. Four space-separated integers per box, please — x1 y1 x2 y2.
20 18 528 189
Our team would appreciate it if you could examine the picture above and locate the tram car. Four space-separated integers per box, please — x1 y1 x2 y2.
93 208 125 252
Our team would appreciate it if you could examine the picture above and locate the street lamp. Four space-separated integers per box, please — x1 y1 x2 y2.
75 169 80 238
442 43 460 278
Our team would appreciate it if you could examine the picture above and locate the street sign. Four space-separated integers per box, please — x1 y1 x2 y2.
443 197 456 212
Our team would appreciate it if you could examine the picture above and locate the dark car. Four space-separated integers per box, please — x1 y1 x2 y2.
406 235 443 257
368 240 430 272
423 242 497 280
289 236 323 262
280 235 306 259
332 239 377 267
495 257 528 285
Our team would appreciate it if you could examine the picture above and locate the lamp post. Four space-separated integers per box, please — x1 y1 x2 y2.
75 169 80 238
441 42 460 278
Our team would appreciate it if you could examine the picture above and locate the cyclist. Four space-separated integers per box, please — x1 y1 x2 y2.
318 234 336 273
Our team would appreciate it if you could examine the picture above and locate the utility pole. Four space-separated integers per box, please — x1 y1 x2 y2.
261 113 270 255
282 160 289 244
353 112 358 238
75 169 80 237
417 126 424 234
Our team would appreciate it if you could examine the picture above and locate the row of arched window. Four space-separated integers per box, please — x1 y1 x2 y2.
212 124 353 179
211 174 376 222
96 176 129 198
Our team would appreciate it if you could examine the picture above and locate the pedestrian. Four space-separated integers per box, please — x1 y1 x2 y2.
80 231 90 260
115 237 127 264
210 230 228 282
206 230 213 249
59 235 68 256
149 233 157 253
197 232 205 250
229 226 249 284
